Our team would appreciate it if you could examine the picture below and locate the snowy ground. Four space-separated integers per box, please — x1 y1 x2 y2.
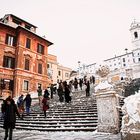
0 128 121 140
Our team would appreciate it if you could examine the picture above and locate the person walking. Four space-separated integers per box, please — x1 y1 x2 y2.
85 80 90 97
24 93 32 115
73 78 78 91
79 79 83 90
44 89 50 98
3 96 20 140
17 94 24 119
63 81 71 103
50 84 54 99
37 86 42 107
57 82 64 102
42 94 49 118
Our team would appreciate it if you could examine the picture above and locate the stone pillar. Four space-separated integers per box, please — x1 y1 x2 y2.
95 64 120 134
96 90 120 133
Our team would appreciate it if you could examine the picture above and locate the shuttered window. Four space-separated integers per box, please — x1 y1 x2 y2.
5 34 16 46
26 38 31 49
3 56 15 69
37 43 44 54
25 59 30 70
38 63 42 74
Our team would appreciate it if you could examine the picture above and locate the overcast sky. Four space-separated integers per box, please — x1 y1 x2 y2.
0 0 140 69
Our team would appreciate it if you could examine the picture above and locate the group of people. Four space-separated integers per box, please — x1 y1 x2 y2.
67 77 94 97
0 76 95 140
57 81 71 103
17 93 32 119
0 93 32 140
45 77 94 104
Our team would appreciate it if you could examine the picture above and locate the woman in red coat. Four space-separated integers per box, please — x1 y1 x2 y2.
42 94 49 118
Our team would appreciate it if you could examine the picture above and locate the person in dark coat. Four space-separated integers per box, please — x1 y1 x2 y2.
85 80 90 97
42 94 49 118
57 82 64 102
44 89 50 98
3 96 20 140
63 81 71 103
79 79 83 90
50 84 54 99
17 94 24 119
24 93 32 115
73 78 78 91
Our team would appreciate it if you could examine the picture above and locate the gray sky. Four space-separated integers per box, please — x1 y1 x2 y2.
0 0 140 69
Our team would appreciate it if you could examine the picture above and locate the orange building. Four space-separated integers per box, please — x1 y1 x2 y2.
0 14 53 98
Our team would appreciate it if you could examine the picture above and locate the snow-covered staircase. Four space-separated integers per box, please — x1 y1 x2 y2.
0 90 98 131
0 89 124 132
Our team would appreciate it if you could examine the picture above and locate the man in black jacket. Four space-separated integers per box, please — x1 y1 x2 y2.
3 96 20 140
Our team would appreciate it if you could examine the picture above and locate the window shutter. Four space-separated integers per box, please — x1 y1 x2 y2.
5 34 8 44
3 56 7 67
11 58 15 69
9 80 14 91
13 36 16 46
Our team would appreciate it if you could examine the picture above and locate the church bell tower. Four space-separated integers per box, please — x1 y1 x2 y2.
130 20 140 49
130 19 140 63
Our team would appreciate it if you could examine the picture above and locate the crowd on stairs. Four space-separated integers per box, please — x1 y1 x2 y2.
0 77 97 140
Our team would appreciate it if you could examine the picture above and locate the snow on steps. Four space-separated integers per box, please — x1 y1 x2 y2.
0 90 124 132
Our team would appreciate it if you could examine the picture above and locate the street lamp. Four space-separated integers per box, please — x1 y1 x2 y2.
125 48 128 54
78 61 81 78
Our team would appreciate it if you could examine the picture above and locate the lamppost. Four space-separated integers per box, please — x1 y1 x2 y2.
78 61 81 78
125 48 128 54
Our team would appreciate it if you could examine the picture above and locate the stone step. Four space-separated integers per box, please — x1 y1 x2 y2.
0 121 97 128
0 123 97 132
18 116 97 120
16 126 97 132
48 108 97 111
21 111 97 117
0 119 97 124
26 110 97 114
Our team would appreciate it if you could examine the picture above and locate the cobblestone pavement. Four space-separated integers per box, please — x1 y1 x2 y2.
0 128 121 140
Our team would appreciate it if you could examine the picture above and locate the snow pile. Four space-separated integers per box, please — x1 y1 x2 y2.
95 80 113 92
121 92 140 135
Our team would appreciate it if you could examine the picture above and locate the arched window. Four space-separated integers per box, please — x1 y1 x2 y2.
134 32 138 38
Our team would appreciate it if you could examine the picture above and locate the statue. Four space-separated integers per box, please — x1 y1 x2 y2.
96 65 110 78
95 64 113 92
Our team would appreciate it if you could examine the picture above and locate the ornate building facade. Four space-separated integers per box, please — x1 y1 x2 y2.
0 14 53 98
